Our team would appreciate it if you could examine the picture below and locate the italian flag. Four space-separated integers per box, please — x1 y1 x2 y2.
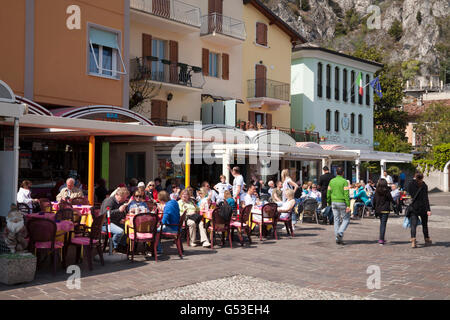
356 72 363 96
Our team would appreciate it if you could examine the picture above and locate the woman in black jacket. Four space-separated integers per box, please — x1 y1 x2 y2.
406 173 432 248
372 179 394 245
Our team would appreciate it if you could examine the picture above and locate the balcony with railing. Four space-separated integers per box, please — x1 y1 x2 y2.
276 127 320 143
130 56 205 91
200 13 246 46
247 79 290 109
130 0 201 33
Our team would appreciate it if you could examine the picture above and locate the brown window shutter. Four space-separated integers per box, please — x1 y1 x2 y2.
266 113 272 129
202 48 209 76
151 100 160 124
262 24 268 46
248 111 256 127
142 33 152 72
222 53 229 80
169 40 179 84
256 22 263 45
161 100 168 122
208 0 215 14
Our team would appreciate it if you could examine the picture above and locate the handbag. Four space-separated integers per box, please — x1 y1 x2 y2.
188 213 202 224
405 186 423 218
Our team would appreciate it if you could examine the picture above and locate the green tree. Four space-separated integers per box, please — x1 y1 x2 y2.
388 19 403 41
401 60 421 81
413 102 450 154
352 45 408 136
413 143 450 173
374 130 412 153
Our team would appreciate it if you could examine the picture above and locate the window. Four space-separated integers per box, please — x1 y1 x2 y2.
209 52 220 78
125 153 145 185
335 67 340 101
88 27 125 78
256 22 268 46
255 112 265 126
326 64 331 99
350 71 355 103
334 110 339 132
358 114 363 135
326 109 331 131
317 63 323 98
350 113 355 134
343 69 348 102
366 74 370 106
359 73 363 105
152 39 166 81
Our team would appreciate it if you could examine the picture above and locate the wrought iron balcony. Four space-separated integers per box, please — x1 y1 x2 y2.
247 79 290 102
130 56 205 89
150 118 194 127
130 0 201 27
200 13 246 41
276 127 320 143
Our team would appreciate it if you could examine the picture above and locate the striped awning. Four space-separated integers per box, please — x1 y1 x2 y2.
320 144 347 151
296 142 323 149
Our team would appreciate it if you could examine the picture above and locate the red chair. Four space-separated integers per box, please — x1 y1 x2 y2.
26 218 65 275
71 197 89 205
208 208 232 249
126 213 158 262
230 204 253 246
155 211 186 259
65 214 105 271
278 209 295 237
55 208 74 221
252 203 279 241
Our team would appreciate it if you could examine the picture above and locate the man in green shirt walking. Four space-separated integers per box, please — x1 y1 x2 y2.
327 167 351 245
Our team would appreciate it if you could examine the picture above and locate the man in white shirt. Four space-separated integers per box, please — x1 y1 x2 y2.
383 171 393 185
267 180 275 196
229 166 245 202
243 185 258 207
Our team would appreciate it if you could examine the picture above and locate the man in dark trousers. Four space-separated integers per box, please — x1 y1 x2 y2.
318 166 334 224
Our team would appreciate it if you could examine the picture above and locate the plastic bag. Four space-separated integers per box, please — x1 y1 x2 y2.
402 216 411 229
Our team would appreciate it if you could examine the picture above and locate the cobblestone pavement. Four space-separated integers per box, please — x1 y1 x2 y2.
1 193 449 300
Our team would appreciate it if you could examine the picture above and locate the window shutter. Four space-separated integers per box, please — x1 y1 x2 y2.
151 100 160 124
248 111 256 127
266 113 272 129
142 33 152 72
262 23 268 46
202 48 209 76
169 40 178 83
222 53 229 80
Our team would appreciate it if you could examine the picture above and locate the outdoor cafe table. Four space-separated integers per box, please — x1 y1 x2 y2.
52 202 93 227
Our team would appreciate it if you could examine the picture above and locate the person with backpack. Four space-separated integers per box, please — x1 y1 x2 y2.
406 172 432 248
372 179 394 245
327 167 350 245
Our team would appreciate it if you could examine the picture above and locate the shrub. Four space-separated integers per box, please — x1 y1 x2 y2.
388 19 403 41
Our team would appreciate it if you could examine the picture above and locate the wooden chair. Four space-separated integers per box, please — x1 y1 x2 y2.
278 208 295 237
71 197 89 205
65 214 105 271
155 211 186 259
230 204 253 246
252 203 279 241
26 218 65 275
208 208 232 249
58 200 73 210
126 213 158 262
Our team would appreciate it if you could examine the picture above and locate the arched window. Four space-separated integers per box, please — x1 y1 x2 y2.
358 114 363 135
326 109 331 131
326 64 331 99
350 113 355 134
343 69 348 102
335 67 340 101
366 74 370 106
350 70 355 103
334 110 340 132
317 63 323 98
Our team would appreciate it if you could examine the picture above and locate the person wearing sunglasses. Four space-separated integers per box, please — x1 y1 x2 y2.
145 181 158 201
128 190 150 214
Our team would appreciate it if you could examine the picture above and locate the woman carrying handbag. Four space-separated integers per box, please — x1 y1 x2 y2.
372 179 394 245
406 173 432 248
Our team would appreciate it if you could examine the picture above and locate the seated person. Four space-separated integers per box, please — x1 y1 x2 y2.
391 183 401 214
127 189 150 214
56 178 84 202
277 189 297 228
300 184 309 199
197 187 211 212
178 189 210 248
308 184 321 200
145 181 158 201
157 191 181 254
100 187 129 252
242 185 258 207
270 181 283 204
170 185 181 201
353 183 371 217
223 190 236 211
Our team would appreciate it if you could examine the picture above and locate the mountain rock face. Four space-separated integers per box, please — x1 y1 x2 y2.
262 0 449 76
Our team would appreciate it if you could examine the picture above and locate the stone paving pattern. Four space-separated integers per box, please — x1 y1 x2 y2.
1 193 449 300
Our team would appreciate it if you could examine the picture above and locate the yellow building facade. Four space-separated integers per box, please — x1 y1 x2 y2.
240 0 305 130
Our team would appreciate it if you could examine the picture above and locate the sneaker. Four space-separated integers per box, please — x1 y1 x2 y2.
292 225 296 231
190 242 198 247
336 234 344 245
378 240 385 245
202 241 211 247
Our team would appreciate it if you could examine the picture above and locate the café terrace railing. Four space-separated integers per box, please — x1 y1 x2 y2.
200 13 246 41
130 56 205 89
130 0 201 27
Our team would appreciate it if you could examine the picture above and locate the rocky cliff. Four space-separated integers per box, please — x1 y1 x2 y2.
262 0 449 77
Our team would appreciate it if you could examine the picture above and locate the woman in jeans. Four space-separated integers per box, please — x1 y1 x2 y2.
406 173 432 248
372 179 393 245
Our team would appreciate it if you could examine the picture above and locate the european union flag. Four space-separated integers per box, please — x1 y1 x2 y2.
369 77 383 98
